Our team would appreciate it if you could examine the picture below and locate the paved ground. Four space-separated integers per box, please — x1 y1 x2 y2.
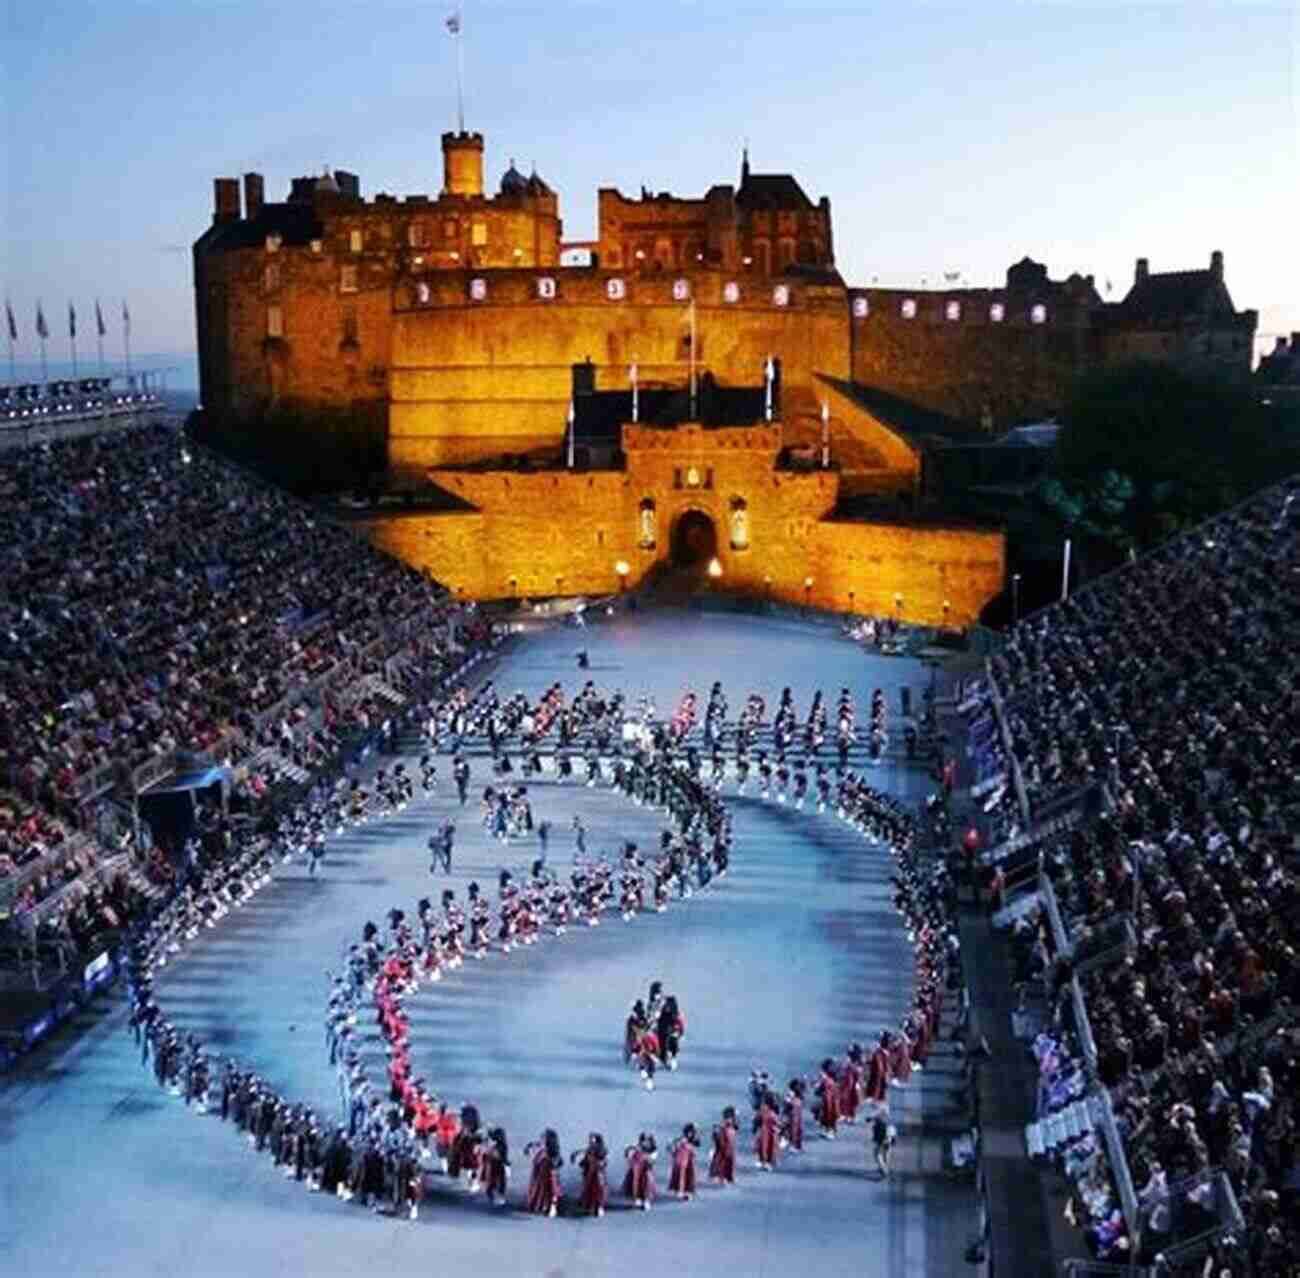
0 610 976 1278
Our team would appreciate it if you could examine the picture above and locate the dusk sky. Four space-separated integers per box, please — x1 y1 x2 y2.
3 0 1297 389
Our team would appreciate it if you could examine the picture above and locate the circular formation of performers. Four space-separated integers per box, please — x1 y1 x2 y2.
122 672 961 1222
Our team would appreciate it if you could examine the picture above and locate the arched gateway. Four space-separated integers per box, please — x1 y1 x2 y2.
671 510 718 568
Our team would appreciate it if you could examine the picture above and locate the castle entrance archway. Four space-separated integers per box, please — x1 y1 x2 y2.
670 510 718 568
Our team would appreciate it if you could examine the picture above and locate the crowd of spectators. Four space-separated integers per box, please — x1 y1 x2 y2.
985 478 1300 1275
0 421 490 980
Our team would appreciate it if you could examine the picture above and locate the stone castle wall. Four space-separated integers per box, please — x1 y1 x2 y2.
353 422 1003 625
388 269 851 471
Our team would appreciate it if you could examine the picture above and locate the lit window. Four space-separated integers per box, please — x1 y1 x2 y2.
772 284 790 307
266 305 283 338
310 239 322 255
263 264 280 292
471 221 487 247
349 229 362 254
990 302 1005 323
673 278 691 301
901 298 917 319
946 300 961 321
444 220 457 240
536 276 556 299
1031 304 1047 324
853 296 868 318
407 223 426 248
606 278 626 300
340 265 358 293
723 282 740 304
416 282 431 305
469 278 487 301
265 234 280 254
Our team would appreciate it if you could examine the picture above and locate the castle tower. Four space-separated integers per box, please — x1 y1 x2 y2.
442 131 485 197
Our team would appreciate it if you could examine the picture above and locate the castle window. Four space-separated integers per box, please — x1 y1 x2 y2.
673 468 683 489
723 282 740 304
853 296 869 319
673 278 691 301
340 265 358 293
266 305 283 338
310 239 322 255
265 234 281 254
407 222 427 248
536 276 556 299
606 278 626 301
341 309 358 345
444 219 457 240
1030 304 1047 325
779 239 796 268
416 282 431 305
772 285 790 308
263 263 280 293
471 221 488 247
990 302 1005 323
946 300 961 322
901 298 917 319
349 229 363 254
469 278 487 301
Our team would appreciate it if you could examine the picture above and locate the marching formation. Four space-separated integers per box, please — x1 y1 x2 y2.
122 667 961 1223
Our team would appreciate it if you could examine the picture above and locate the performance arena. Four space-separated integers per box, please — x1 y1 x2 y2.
1 420 1296 1278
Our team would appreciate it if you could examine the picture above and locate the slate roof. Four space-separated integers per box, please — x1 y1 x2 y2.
200 203 325 253
736 172 815 211
1115 270 1234 323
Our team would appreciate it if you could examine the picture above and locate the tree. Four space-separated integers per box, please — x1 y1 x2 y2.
1043 359 1300 557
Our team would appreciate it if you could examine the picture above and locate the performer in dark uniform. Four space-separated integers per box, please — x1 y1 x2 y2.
482 1127 511 1206
782 1077 806 1153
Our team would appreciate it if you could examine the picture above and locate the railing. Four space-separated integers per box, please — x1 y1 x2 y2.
1092 1088 1141 1254
983 659 1031 828
1039 873 1072 957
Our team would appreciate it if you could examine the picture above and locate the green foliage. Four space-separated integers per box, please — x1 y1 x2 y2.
1043 360 1300 551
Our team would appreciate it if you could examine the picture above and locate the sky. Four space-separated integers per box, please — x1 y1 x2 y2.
2 0 1297 391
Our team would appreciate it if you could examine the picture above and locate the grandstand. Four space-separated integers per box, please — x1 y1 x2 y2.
0 419 494 1043
969 477 1299 1276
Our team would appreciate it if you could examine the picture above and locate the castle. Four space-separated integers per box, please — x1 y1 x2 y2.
191 128 1257 623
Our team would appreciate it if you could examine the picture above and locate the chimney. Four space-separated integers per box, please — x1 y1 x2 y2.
1135 257 1149 284
213 177 241 224
243 173 265 220
1210 249 1224 280
1291 331 1300 350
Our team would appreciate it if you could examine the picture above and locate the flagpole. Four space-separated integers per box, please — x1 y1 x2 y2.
456 4 465 133
96 301 106 375
70 305 78 379
37 303 48 382
123 302 133 378
688 298 697 420
4 302 14 385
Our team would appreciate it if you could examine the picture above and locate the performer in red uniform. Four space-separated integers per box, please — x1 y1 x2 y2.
839 1043 865 1124
636 1026 660 1090
524 1129 564 1217
623 1132 658 1210
709 1106 739 1185
448 1103 484 1190
781 1077 805 1153
815 1059 841 1138
482 1127 511 1206
572 1133 609 1217
668 1124 700 1200
753 1090 781 1170
864 1033 891 1107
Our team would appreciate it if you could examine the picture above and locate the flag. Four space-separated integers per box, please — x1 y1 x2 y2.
4 300 15 342
445 9 460 34
95 300 106 338
36 302 48 340
122 301 131 335
69 302 77 339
